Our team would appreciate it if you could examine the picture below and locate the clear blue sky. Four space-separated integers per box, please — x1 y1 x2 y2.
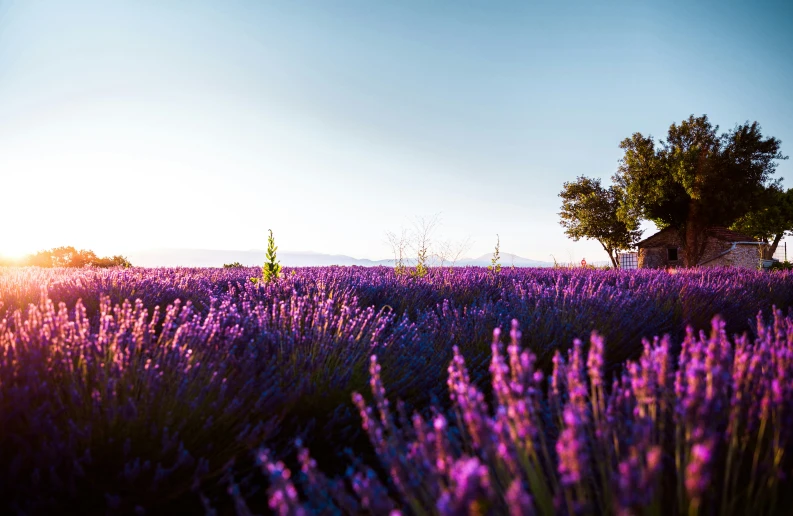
1 0 792 262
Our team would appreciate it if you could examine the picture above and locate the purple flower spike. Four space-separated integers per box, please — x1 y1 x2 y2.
587 332 605 389
685 439 715 502
556 406 589 487
506 480 535 516
437 457 492 516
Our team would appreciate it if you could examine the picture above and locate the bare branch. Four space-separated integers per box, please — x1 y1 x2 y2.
449 236 472 268
385 228 410 270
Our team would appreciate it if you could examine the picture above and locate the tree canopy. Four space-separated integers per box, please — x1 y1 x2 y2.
558 175 643 268
613 115 786 266
731 186 793 259
2 247 132 268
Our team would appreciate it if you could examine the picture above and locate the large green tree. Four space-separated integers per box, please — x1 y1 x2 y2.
559 175 643 268
731 186 793 259
614 115 786 267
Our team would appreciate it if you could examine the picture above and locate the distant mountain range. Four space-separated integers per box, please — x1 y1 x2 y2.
124 249 557 268
460 253 554 268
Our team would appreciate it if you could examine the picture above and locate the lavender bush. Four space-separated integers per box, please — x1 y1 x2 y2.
257 315 793 516
0 265 791 513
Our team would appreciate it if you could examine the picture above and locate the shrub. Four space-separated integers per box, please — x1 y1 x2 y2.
487 234 502 276
770 260 793 271
251 229 282 284
92 255 132 268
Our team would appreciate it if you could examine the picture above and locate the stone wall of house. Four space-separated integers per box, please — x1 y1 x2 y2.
699 244 761 269
700 238 732 264
638 230 683 268
638 248 669 268
638 233 748 268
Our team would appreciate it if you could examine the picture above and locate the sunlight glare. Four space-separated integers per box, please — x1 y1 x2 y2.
0 240 35 260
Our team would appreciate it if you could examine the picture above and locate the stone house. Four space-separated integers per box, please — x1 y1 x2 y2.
636 226 764 269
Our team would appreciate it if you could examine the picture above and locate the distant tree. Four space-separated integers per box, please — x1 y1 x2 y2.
29 246 93 267
559 176 642 268
385 228 410 276
435 236 473 269
450 237 473 268
92 255 133 268
27 250 55 267
59 247 97 267
409 214 440 278
614 115 786 267
223 261 245 268
434 240 452 268
731 187 793 259
23 247 131 268
386 214 440 277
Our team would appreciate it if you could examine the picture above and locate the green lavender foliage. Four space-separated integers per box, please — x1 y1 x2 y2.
251 229 282 284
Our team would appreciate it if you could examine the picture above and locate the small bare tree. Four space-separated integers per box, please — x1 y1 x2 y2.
385 228 410 275
436 236 473 268
434 240 452 268
487 234 502 275
387 213 469 274
448 236 472 268
410 214 441 277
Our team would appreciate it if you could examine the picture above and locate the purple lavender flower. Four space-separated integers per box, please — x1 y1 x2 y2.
436 457 492 516
685 439 715 502
587 332 605 389
556 406 590 487
1 265 792 513
257 449 307 516
506 480 536 516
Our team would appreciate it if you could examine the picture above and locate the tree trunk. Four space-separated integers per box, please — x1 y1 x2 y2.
683 148 714 268
600 242 619 268
766 233 784 260
684 199 707 267
608 251 619 269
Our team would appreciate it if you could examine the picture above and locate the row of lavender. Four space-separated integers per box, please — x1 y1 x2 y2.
254 315 793 516
0 266 791 513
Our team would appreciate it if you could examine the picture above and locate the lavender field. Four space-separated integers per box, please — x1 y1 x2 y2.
1 266 793 515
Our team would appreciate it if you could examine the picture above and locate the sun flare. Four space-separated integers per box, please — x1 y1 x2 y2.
0 241 36 260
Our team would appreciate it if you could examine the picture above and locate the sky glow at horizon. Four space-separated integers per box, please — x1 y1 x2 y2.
1 1 792 263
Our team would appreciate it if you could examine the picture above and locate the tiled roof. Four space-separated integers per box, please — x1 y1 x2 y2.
705 226 758 243
635 228 676 248
636 226 759 248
